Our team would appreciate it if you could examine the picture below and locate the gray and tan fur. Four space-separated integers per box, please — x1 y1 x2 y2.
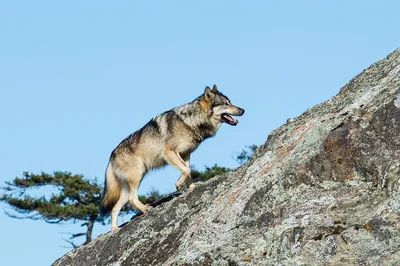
100 85 245 232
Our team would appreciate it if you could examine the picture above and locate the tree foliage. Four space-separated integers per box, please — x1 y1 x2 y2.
236 145 257 165
191 164 232 182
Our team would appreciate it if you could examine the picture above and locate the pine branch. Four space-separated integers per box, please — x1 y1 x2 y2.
61 238 78 249
70 233 85 239
4 209 42 220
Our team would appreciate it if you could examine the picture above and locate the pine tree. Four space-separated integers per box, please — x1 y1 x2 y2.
0 171 163 247
1 172 103 246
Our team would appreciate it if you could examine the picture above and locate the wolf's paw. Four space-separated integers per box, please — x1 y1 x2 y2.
111 226 120 234
141 205 153 213
176 182 185 191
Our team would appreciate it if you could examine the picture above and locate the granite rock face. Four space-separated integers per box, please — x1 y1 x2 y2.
54 49 400 266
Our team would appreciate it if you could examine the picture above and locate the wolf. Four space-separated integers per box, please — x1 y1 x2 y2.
100 85 245 232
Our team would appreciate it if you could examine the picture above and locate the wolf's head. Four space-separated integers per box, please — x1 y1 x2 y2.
202 85 245 126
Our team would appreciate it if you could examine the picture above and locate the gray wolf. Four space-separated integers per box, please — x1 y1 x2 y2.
100 85 245 232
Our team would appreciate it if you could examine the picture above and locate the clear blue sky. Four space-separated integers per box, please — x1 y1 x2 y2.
0 1 399 265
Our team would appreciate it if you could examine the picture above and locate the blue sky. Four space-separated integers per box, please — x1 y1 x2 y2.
0 1 399 265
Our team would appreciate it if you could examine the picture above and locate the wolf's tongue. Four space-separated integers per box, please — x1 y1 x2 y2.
223 114 239 125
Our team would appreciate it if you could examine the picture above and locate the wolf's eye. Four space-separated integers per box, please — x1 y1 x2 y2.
213 102 229 107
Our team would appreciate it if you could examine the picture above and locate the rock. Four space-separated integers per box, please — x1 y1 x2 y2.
53 49 400 266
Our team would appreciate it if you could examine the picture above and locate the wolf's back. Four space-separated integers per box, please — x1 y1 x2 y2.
100 163 121 215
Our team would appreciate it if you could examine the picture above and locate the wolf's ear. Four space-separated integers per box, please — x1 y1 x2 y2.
204 86 215 102
212 84 218 93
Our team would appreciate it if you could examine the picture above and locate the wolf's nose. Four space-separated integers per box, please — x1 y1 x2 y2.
240 108 245 115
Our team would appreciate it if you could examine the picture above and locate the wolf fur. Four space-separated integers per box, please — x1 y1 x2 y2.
100 85 245 232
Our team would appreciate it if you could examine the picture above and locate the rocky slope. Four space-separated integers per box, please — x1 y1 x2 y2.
54 49 400 266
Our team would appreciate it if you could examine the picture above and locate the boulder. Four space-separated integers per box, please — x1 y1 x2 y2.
54 49 400 266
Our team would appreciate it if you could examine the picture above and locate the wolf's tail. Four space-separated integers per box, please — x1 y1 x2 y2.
100 163 121 216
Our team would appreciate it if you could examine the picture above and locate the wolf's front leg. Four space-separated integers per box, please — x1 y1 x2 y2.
176 155 195 190
164 150 191 191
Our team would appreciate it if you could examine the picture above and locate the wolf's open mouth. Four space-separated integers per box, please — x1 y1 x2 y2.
221 114 239 126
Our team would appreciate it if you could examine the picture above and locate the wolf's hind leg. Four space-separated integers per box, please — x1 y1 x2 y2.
126 166 152 214
111 186 129 233
164 150 191 190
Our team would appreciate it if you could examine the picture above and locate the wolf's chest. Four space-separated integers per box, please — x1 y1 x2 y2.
175 136 201 154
